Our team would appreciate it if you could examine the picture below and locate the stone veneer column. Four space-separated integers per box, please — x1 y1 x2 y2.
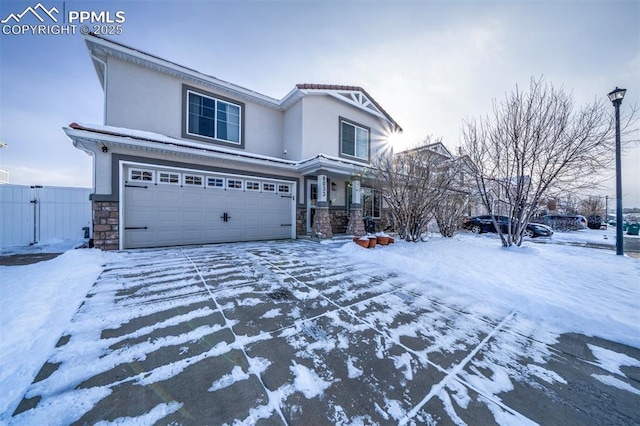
311 174 333 238
92 201 119 250
346 179 366 236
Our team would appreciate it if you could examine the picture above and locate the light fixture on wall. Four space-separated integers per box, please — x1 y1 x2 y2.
331 182 337 191
101 145 109 153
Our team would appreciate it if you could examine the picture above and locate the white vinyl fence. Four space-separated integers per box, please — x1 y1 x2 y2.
0 185 92 248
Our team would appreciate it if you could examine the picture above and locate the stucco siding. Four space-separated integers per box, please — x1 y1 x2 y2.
106 57 181 138
104 57 284 158
94 151 112 195
283 100 303 160
299 95 391 161
244 102 284 158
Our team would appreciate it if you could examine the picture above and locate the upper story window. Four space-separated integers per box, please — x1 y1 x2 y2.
183 85 243 146
340 118 370 161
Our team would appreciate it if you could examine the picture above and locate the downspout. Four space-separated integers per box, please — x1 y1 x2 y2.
72 138 99 247
91 53 108 125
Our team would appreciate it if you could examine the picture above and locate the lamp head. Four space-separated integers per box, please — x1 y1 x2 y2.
608 87 626 103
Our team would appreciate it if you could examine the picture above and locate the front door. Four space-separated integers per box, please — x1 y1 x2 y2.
306 180 317 233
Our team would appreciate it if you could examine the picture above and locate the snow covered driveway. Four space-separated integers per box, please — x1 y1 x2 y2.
6 240 640 425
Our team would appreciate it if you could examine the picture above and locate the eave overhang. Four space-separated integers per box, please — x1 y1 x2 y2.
64 123 298 172
63 123 369 177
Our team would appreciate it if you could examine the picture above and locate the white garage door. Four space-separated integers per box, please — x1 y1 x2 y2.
122 165 294 249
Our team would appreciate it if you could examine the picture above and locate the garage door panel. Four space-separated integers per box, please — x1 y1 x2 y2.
123 166 294 248
156 188 181 202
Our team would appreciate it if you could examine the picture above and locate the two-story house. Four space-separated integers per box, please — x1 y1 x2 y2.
64 34 402 250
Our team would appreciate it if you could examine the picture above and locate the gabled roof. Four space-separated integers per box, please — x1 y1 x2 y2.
295 84 402 132
84 33 401 133
399 142 453 159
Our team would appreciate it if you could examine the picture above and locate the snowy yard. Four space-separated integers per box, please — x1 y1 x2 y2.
1 230 638 424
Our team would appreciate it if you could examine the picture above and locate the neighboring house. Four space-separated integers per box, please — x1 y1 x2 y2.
396 142 484 216
65 34 402 250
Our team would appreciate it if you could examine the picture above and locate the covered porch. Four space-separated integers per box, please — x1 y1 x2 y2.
297 155 384 238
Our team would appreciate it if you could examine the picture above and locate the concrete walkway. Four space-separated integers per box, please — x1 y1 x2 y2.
11 241 640 425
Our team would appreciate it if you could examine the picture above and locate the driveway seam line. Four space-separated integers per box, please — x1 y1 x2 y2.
180 247 290 426
400 311 534 425
254 248 536 424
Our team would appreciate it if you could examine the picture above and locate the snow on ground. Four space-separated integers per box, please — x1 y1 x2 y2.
338 230 640 348
0 247 111 418
548 225 639 246
0 230 638 421
0 239 88 255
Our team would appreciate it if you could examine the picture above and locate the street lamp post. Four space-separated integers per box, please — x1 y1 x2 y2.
608 87 626 256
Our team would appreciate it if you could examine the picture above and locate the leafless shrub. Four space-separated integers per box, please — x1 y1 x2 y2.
434 191 470 237
367 137 466 242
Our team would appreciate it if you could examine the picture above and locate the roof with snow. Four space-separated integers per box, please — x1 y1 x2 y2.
65 122 371 176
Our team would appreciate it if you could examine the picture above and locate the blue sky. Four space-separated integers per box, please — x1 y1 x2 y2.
0 0 638 206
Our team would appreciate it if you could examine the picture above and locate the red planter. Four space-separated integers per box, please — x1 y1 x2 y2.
376 236 390 245
354 238 370 248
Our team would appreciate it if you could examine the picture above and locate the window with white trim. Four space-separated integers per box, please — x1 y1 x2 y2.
277 184 290 194
262 183 275 192
184 175 203 186
158 172 180 185
246 181 260 191
187 91 241 144
129 169 154 182
227 179 243 190
341 119 370 161
207 177 224 188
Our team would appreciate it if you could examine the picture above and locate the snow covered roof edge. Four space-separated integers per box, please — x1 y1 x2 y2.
66 123 369 172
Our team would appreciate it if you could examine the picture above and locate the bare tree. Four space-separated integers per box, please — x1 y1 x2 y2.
367 137 460 242
580 196 605 217
434 190 470 237
462 77 637 247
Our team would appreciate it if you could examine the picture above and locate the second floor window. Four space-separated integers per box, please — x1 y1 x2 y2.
187 91 241 144
341 119 369 161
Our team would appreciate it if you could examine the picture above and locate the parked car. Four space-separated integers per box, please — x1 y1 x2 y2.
540 214 588 231
462 215 554 238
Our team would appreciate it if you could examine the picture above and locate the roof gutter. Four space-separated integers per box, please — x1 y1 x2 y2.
63 126 300 172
